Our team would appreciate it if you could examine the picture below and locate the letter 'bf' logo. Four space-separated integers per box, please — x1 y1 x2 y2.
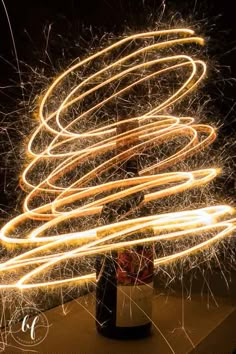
21 314 39 340
10 307 49 347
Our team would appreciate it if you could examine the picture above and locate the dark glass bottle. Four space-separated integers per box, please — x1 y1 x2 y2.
95 118 154 339
96 244 154 339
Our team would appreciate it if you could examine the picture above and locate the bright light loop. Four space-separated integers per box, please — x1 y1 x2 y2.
0 29 235 290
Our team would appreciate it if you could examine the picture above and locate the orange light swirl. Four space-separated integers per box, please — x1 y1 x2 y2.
0 29 235 290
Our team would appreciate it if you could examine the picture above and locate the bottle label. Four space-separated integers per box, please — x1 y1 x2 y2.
116 247 153 327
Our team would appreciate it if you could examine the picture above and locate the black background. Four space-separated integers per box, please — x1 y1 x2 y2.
0 0 236 104
0 0 235 212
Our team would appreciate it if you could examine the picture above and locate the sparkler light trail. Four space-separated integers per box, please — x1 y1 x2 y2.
0 28 235 290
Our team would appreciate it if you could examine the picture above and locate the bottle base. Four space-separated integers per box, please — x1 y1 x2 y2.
96 322 152 340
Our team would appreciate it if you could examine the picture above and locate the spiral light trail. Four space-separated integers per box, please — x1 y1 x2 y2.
0 28 235 290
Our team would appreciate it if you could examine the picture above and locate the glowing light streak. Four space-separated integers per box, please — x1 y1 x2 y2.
0 29 235 290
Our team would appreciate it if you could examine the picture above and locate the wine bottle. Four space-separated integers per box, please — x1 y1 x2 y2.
95 118 154 339
96 242 154 339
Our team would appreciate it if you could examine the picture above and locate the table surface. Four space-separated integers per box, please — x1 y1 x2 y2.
2 289 236 354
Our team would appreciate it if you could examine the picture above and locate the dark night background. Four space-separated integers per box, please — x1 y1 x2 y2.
0 1 235 221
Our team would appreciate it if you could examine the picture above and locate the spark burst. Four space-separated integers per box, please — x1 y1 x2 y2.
0 28 235 291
